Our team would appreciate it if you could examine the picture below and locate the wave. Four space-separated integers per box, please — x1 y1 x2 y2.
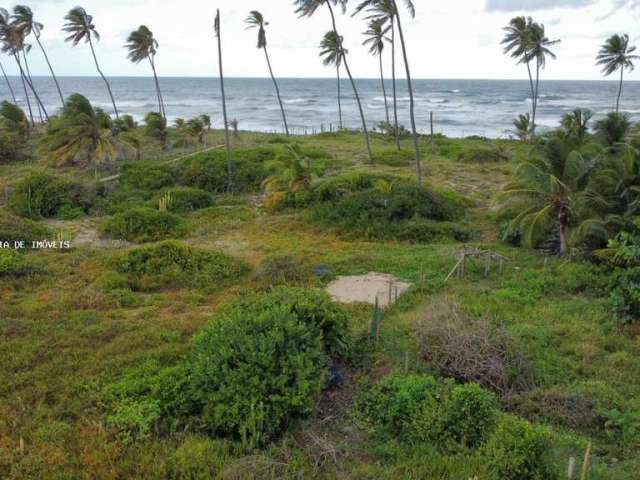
284 98 309 104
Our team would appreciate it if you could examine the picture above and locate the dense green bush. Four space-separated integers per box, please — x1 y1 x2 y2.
358 374 499 451
101 207 189 242
224 287 351 359
483 414 554 480
8 171 96 219
186 306 326 447
0 131 27 164
152 187 213 213
179 149 270 193
115 240 248 291
609 267 640 324
119 161 175 190
0 250 39 277
0 213 52 244
311 172 397 204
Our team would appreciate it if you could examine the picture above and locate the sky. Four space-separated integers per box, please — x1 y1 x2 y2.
4 0 640 80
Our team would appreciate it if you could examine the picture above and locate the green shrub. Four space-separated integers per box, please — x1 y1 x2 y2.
8 171 96 219
373 148 415 166
0 131 27 164
483 414 554 480
153 187 213 213
0 250 39 277
358 374 500 451
444 383 498 449
101 207 189 242
179 150 269 193
224 287 351 359
119 161 175 190
609 267 640 324
311 172 397 204
186 306 326 447
0 213 52 244
115 240 248 291
253 254 309 285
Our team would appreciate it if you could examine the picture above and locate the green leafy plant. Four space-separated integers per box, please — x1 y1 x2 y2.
100 207 189 242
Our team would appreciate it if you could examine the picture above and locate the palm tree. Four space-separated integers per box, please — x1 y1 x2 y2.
0 100 28 139
125 25 166 119
501 137 595 253
144 111 168 149
245 11 290 137
295 0 374 164
363 19 390 124
510 113 531 142
529 22 559 133
63 7 119 120
559 109 592 147
353 0 401 150
200 114 211 131
214 9 232 191
596 34 639 113
12 5 64 107
319 31 344 130
42 93 116 177
0 20 48 124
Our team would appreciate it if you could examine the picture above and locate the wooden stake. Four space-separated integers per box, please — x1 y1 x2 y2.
580 442 591 480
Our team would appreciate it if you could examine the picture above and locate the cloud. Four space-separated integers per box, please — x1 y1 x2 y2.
485 0 595 12
595 0 640 21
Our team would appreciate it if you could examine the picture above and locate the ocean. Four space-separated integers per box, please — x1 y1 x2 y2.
3 76 640 138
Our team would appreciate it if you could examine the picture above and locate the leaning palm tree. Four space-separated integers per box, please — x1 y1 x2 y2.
529 22 559 133
319 31 345 130
214 9 232 191
12 5 64 107
295 0 373 164
125 25 166 118
363 19 390 124
0 59 16 104
596 34 639 113
353 0 400 149
63 7 119 119
245 11 290 137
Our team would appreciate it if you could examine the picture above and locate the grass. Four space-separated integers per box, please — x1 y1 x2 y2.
0 128 638 479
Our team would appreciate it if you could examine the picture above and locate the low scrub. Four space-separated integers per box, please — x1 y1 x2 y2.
415 300 534 397
0 213 52 244
0 250 39 277
114 240 248 291
101 207 189 242
372 148 415 166
357 374 499 451
8 171 97 219
119 161 175 190
152 187 214 213
253 254 309 286
608 267 640 324
458 147 509 163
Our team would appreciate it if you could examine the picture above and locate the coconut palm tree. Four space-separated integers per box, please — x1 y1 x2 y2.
353 0 400 150
245 11 290 137
214 9 232 191
363 19 390 124
125 25 166 118
597 34 639 113
501 137 596 254
319 31 344 130
12 5 64 107
529 22 559 132
0 20 48 124
63 7 119 120
295 0 373 164
559 109 592 147
42 93 116 177
200 114 211 131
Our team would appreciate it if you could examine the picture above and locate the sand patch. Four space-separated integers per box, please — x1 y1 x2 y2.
326 272 411 307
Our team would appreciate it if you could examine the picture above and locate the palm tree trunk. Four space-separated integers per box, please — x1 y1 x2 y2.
337 64 343 130
525 60 536 138
326 3 373 164
391 20 400 150
393 2 422 185
0 61 17 104
379 54 390 124
149 56 166 118
559 212 569 254
263 46 290 137
216 10 233 192
87 35 119 120
35 35 64 107
13 54 34 126
14 53 48 123
22 51 43 123
533 60 541 137
616 67 623 113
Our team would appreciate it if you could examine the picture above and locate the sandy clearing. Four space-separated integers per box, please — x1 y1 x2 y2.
326 272 412 307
